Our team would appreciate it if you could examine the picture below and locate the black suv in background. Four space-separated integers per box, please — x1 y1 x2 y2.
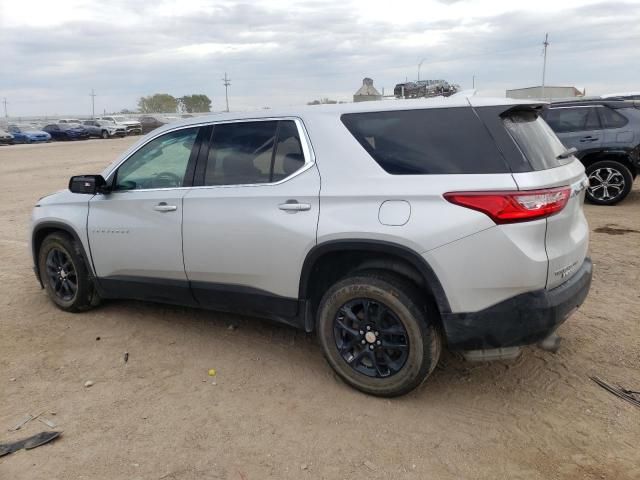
542 100 640 205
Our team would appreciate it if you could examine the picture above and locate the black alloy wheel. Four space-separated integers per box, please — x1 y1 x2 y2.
334 298 409 378
45 248 78 302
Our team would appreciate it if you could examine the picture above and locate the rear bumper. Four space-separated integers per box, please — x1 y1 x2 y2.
442 257 592 350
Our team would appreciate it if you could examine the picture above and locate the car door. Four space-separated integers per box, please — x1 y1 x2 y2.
87 126 204 304
182 119 320 320
543 106 602 151
597 106 633 148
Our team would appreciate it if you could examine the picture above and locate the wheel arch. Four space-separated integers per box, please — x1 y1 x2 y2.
580 150 638 177
32 221 95 288
299 240 451 319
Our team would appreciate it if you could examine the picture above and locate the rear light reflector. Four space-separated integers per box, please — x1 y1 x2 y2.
444 187 571 224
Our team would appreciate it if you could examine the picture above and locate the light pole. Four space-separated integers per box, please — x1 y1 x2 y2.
418 58 426 82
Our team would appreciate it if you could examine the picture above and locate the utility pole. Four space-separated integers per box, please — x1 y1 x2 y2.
418 58 426 82
222 73 231 112
472 75 475 89
90 89 97 118
2 97 8 121
541 33 549 100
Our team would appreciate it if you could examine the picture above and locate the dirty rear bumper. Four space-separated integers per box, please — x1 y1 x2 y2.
442 257 593 350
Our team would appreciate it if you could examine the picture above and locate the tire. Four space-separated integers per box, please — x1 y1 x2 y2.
37 232 98 312
316 272 441 397
585 160 633 205
101 130 109 139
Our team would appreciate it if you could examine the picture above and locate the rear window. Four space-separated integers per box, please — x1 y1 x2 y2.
502 110 568 170
341 108 509 174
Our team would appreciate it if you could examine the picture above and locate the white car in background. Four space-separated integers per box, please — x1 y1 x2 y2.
601 92 640 101
82 120 127 139
98 116 142 135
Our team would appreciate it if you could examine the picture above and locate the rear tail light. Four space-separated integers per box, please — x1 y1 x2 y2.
444 187 571 224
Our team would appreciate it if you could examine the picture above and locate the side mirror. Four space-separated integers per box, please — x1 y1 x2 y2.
68 175 108 194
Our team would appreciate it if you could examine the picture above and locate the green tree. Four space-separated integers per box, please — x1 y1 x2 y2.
137 94 178 113
179 94 212 113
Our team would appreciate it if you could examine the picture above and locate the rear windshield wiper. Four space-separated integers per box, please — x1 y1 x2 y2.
557 147 577 159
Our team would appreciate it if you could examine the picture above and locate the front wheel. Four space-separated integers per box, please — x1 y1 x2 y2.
38 233 99 312
585 160 633 205
317 272 441 397
101 130 109 139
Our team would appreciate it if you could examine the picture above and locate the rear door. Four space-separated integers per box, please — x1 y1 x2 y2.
182 118 320 318
597 106 634 148
502 110 589 289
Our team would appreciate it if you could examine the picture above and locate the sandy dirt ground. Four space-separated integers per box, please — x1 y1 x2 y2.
1 138 639 480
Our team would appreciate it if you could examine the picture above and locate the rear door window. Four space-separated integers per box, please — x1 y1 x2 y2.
598 107 628 129
204 120 306 185
502 110 568 170
341 108 509 174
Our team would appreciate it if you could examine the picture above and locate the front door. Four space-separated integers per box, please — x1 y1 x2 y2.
88 126 201 304
544 106 603 151
182 119 320 320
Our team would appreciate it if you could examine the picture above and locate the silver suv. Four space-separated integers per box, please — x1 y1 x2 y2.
30 98 592 396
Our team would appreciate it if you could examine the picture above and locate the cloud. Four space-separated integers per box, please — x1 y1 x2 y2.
0 0 638 116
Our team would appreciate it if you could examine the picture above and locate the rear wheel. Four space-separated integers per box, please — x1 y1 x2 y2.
38 233 98 312
585 160 633 205
317 272 441 397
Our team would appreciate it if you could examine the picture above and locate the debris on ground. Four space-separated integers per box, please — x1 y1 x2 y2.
9 378 16 382
95 337 100 341
8 414 34 432
227 324 237 331
124 352 129 363
300 463 308 470
590 376 640 408
38 417 57 429
0 431 62 457
208 369 216 377
84 380 94 388
363 460 377 471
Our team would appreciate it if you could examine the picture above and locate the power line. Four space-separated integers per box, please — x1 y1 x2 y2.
222 72 231 112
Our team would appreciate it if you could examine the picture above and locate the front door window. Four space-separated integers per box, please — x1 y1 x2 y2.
115 127 198 190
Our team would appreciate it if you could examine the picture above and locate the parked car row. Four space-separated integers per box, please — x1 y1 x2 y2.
0 114 201 146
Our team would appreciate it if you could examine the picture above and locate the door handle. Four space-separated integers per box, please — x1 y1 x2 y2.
580 136 598 142
278 201 311 212
154 202 177 212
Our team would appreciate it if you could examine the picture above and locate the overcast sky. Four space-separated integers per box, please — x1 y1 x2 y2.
1 0 639 116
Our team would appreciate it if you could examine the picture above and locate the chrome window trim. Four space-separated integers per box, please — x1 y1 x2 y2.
104 117 316 192
548 105 604 110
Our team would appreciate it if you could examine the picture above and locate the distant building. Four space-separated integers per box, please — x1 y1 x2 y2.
506 85 586 100
354 78 382 102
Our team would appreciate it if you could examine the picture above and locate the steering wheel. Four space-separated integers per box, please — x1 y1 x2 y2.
152 171 182 188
